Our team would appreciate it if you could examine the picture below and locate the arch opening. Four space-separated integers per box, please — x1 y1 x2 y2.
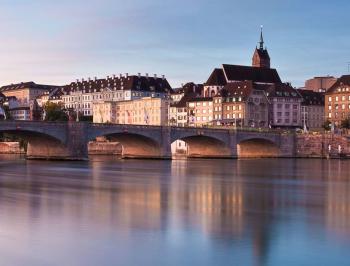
92 132 163 159
238 138 280 158
172 135 233 159
0 129 68 159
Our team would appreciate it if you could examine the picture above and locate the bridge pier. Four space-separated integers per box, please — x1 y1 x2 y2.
27 123 88 161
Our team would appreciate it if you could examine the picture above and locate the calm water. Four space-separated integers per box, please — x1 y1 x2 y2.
0 156 350 266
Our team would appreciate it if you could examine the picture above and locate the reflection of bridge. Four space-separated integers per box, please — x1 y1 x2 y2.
0 121 296 160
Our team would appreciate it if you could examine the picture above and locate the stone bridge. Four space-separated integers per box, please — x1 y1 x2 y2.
0 121 296 160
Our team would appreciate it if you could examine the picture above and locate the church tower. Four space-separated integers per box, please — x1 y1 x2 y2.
252 26 271 68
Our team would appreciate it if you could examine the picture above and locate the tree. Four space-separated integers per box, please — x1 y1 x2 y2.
341 118 350 129
323 119 331 131
43 102 68 121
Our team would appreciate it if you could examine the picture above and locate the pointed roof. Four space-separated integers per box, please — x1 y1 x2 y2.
222 64 281 84
326 75 350 94
204 68 227 86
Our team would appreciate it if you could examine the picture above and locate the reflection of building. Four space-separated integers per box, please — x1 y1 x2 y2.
298 89 325 129
325 75 350 126
93 97 170 126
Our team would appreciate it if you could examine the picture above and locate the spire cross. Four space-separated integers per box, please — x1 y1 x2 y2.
259 25 264 50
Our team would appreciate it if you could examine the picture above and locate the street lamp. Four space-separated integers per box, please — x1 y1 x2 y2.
75 101 79 122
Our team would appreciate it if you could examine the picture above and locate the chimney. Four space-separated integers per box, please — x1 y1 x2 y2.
113 74 116 79
146 73 149 78
82 78 84 82
125 73 128 78
154 74 157 78
76 79 79 83
94 77 97 81
162 75 165 80
107 75 110 80
119 73 123 78
88 77 91 82
138 72 141 78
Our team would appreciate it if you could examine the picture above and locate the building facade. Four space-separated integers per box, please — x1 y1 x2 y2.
93 97 170 126
298 89 325 129
187 98 213 127
304 76 337 93
325 75 350 126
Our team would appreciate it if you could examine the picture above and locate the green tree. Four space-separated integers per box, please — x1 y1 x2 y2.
323 119 331 131
341 118 350 129
43 102 68 121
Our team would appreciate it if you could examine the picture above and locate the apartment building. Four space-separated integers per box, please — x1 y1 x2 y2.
325 75 350 126
187 98 213 127
298 89 325 129
93 97 170 126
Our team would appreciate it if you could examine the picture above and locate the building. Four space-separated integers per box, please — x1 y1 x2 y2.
0 82 59 106
298 89 325 129
325 75 350 126
214 81 270 127
252 27 271 68
268 83 303 128
93 97 170 126
187 97 213 127
304 76 337 93
203 29 281 98
63 74 172 118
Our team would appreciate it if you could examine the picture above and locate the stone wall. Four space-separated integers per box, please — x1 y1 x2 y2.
88 141 122 155
296 133 350 158
0 142 24 154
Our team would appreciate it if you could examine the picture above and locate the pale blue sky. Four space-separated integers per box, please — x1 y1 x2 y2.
0 0 349 87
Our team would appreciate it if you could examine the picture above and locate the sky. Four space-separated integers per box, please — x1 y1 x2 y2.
0 0 349 88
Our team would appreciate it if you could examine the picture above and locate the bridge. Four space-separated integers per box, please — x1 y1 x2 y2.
0 121 296 160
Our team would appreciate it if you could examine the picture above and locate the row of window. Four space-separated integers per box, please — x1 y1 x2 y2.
328 95 350 102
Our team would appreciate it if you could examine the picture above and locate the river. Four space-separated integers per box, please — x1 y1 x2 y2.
0 155 349 266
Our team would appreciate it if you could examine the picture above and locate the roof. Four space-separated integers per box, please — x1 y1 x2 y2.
326 75 350 94
268 83 302 98
219 81 265 101
63 75 173 95
187 97 213 103
0 82 59 92
204 68 227 86
172 82 203 96
222 64 281 83
297 89 324 106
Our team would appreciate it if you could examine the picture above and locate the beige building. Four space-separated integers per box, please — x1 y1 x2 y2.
0 82 58 107
304 76 337 93
187 97 213 127
93 97 170 126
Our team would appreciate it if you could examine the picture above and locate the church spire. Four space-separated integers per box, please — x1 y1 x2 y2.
259 25 264 50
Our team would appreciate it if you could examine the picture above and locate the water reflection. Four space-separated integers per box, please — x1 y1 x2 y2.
0 156 350 265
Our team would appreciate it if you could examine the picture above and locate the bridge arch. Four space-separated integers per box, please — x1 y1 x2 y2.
237 137 280 158
0 122 70 159
171 129 233 158
88 125 167 159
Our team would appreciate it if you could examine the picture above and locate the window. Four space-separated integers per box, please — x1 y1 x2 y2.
328 96 332 102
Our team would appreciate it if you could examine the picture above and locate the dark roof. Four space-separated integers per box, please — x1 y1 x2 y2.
0 82 59 92
267 83 302 98
204 68 227 86
222 64 281 83
172 82 203 96
187 97 213 102
297 89 324 106
63 75 173 95
171 92 199 108
326 75 350 94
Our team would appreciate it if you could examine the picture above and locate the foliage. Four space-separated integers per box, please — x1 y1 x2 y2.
341 119 350 129
323 120 331 131
43 102 68 121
